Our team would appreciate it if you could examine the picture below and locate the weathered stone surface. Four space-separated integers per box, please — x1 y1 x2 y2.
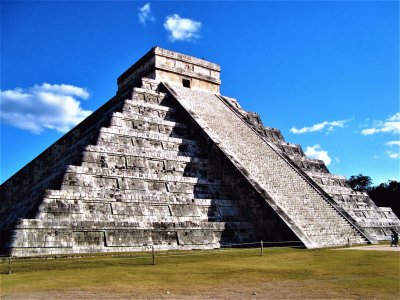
1 47 397 257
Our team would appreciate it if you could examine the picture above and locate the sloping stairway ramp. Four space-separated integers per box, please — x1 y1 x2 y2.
163 82 375 248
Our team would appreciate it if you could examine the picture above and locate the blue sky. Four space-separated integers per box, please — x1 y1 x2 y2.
1 1 399 185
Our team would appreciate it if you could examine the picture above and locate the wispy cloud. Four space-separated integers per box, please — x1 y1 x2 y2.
304 144 332 166
0 83 92 134
361 113 400 135
386 141 400 147
164 14 201 42
290 119 349 134
138 3 155 25
388 113 400 121
385 140 400 159
386 151 399 159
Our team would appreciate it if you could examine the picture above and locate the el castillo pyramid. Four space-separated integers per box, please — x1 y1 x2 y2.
1 47 399 257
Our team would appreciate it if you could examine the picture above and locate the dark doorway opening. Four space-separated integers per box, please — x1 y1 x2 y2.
182 79 191 88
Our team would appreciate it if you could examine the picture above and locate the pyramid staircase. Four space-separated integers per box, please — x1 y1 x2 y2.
164 83 373 249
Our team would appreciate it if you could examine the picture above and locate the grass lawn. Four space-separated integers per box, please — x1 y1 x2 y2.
1 247 399 299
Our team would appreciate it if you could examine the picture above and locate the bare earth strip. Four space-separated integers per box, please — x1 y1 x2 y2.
0 280 381 300
335 245 400 251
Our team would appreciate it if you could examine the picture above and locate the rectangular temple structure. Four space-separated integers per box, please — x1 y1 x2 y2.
117 47 221 96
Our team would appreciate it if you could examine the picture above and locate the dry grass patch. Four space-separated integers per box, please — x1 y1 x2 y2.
1 247 399 299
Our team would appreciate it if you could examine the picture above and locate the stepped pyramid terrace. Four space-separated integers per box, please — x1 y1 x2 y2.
1 47 399 257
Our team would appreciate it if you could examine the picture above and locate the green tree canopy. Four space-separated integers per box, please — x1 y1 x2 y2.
368 180 400 217
347 174 372 192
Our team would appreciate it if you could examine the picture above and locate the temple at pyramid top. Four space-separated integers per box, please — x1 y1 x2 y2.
117 47 221 95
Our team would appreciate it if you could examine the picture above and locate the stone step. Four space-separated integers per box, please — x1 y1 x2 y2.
44 187 234 202
99 126 198 145
321 185 364 195
130 87 169 105
43 189 240 205
123 97 175 113
90 137 204 161
109 123 189 140
98 126 197 145
111 111 187 129
39 200 247 218
59 178 233 199
83 144 206 162
120 103 179 123
34 211 251 224
15 218 252 231
66 163 221 182
63 165 223 185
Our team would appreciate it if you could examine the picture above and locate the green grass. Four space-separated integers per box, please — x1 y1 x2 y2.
1 247 399 299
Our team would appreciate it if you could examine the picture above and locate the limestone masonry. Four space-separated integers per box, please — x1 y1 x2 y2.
1 47 399 256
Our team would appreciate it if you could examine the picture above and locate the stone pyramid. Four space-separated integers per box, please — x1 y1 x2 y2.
1 47 398 257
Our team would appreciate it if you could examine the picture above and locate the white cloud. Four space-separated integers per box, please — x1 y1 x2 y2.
361 128 379 135
361 113 400 135
164 14 201 42
33 83 90 99
386 150 399 159
386 141 400 147
388 113 400 121
138 3 155 25
0 83 92 134
290 119 349 134
304 144 332 166
385 140 400 159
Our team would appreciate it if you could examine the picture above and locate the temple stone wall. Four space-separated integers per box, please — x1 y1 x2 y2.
118 47 221 96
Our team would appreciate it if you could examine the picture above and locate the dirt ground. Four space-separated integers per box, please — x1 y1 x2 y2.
2 279 371 300
335 245 400 252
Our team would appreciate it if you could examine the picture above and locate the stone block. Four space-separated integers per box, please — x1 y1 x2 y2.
105 230 151 246
73 231 105 247
177 230 215 245
169 205 201 217
126 156 146 169
118 178 146 190
166 182 194 194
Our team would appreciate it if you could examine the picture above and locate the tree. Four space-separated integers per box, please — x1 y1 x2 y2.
368 180 400 218
347 174 372 192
